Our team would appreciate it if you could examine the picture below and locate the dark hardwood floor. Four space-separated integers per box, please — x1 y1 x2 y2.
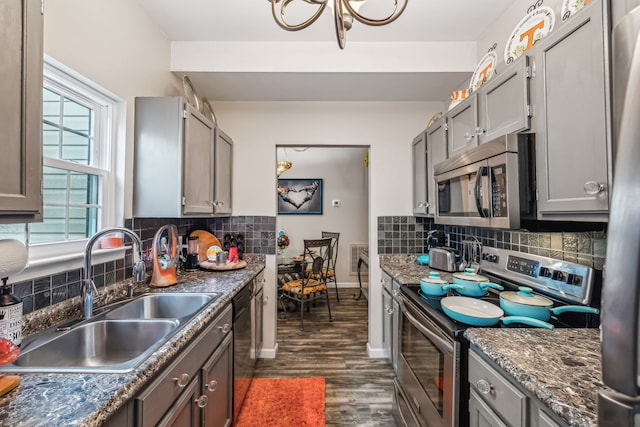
255 288 397 426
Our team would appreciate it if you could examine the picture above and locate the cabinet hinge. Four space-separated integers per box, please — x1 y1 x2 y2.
531 61 536 77
525 65 532 78
444 123 449 131
183 109 188 119
535 189 539 201
527 105 533 117
181 196 186 206
41 0 44 14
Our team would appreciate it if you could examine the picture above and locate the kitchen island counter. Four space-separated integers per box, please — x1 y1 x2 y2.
465 328 608 427
0 255 265 427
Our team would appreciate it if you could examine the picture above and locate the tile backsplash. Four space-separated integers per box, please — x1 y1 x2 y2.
377 216 607 270
9 216 276 315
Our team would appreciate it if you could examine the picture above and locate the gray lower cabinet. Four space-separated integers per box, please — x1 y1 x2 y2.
412 131 428 216
381 271 400 370
532 1 610 220
0 0 43 222
105 303 233 427
477 55 531 144
469 349 566 427
133 97 233 218
381 271 393 364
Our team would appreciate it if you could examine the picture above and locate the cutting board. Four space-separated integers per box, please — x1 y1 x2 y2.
199 260 247 271
0 375 20 396
189 230 222 263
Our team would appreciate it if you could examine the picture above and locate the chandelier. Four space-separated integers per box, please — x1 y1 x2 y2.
267 0 409 49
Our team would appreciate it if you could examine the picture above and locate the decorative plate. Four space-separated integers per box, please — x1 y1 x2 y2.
182 75 200 111
469 51 498 92
426 112 443 128
504 6 555 65
561 0 590 22
448 88 470 111
200 97 217 125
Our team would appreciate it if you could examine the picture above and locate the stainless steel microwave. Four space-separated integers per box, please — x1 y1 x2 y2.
433 134 535 229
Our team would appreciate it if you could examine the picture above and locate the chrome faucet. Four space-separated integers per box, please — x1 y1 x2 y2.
82 227 146 319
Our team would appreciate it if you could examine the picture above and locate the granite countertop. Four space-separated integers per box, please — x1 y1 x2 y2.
465 328 608 427
0 255 265 427
379 254 456 284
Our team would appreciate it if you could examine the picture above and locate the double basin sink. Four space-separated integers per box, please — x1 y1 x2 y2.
0 292 220 373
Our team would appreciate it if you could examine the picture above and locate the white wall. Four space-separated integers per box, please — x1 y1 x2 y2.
276 146 369 285
44 0 180 219
213 101 444 355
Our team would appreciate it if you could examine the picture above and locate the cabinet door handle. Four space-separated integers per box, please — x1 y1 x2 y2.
583 181 606 195
173 373 189 388
475 127 485 135
476 379 494 394
464 132 475 142
219 323 231 333
195 395 208 408
207 379 218 392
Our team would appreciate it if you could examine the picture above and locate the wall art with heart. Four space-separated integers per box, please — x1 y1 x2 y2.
277 178 323 214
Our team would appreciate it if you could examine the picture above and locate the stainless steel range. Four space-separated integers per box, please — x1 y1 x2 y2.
393 247 601 427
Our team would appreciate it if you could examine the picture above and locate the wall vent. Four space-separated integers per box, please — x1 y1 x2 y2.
349 243 368 275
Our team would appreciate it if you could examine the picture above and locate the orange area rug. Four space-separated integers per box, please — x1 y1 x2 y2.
235 377 326 427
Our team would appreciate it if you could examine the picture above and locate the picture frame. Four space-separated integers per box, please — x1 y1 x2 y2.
277 178 323 215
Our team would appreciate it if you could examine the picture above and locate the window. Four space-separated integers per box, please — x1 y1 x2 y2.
0 58 123 270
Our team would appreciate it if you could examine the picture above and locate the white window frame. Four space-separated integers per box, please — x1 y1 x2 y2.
14 56 126 282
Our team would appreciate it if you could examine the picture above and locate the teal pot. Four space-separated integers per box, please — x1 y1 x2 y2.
440 296 554 329
500 287 600 321
420 272 463 297
451 268 504 297
416 254 430 265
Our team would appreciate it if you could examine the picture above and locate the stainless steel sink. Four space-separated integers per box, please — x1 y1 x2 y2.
106 293 215 321
12 319 178 373
1 292 221 373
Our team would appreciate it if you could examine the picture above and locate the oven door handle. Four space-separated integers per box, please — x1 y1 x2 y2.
401 301 454 353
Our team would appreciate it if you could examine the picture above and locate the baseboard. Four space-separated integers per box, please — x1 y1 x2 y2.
258 343 278 359
367 342 388 359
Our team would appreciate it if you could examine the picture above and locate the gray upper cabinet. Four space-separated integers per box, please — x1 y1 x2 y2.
532 1 610 220
447 95 479 157
213 128 233 215
134 96 233 218
477 55 532 144
0 0 43 222
427 119 448 216
412 131 428 216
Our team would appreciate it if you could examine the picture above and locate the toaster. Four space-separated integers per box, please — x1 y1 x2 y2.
428 247 462 272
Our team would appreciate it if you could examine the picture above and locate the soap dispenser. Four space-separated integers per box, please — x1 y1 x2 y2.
150 224 178 287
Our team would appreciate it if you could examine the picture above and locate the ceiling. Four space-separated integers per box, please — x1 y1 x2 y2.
134 0 513 101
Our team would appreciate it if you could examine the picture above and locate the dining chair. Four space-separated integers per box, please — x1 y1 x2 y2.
279 238 333 331
321 231 340 302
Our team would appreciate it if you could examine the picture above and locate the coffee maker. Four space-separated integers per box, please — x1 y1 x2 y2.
183 235 200 271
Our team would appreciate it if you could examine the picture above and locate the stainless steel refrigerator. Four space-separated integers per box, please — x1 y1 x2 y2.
599 1 640 425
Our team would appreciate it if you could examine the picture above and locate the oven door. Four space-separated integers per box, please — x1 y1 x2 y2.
397 296 459 427
435 159 491 228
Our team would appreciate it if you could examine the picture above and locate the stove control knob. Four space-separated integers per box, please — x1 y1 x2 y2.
552 270 568 282
567 274 583 286
540 267 553 278
487 254 499 263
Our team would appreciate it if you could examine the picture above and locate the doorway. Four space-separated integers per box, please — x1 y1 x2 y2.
275 145 370 318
